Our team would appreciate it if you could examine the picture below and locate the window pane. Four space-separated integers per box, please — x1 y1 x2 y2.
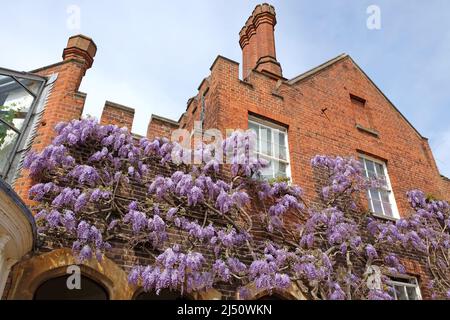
16 77 42 96
379 189 389 202
276 144 287 160
277 131 286 146
395 285 408 300
0 75 34 131
260 156 274 179
372 198 383 215
379 177 388 189
273 130 287 160
248 122 259 136
359 158 366 175
369 188 380 200
382 202 393 217
406 286 418 300
0 122 19 175
274 160 287 178
375 162 385 177
380 190 393 216
365 159 376 177
248 122 260 152
366 191 375 212
260 127 272 156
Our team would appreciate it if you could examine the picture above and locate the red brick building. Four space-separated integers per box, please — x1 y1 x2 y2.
0 3 448 299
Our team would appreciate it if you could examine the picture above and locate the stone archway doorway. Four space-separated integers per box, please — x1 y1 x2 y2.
33 274 109 300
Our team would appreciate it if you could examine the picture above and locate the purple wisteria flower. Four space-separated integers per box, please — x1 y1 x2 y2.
25 117 450 300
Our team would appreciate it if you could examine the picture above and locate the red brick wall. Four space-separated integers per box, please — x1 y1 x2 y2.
146 115 179 140
178 77 212 134
442 176 450 200
6 16 448 299
13 35 96 207
193 55 446 219
100 101 135 129
13 59 90 206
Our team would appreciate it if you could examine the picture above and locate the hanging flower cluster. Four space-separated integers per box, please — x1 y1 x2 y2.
24 117 450 299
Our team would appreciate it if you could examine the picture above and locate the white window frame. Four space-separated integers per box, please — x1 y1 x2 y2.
359 154 400 219
388 276 422 300
248 115 291 180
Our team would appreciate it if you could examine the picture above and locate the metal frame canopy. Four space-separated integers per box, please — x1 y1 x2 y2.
0 67 47 180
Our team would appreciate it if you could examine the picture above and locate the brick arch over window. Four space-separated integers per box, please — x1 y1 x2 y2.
6 248 134 300
237 282 306 300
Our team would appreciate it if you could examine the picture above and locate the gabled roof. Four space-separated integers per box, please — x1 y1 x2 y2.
287 54 425 139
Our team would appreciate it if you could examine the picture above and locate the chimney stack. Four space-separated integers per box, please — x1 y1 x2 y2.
239 3 282 79
62 34 97 73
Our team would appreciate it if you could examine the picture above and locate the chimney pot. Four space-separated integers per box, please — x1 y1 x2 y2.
238 3 282 78
62 34 97 69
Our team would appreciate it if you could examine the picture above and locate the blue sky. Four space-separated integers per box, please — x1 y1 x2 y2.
1 1 449 176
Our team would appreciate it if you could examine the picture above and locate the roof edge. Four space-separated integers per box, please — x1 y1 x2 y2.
346 56 425 140
104 100 135 114
29 58 86 74
210 55 239 71
150 114 179 127
288 53 348 85
287 53 425 140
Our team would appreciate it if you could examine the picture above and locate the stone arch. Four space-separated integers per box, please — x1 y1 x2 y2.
6 248 134 300
33 273 109 300
236 282 307 300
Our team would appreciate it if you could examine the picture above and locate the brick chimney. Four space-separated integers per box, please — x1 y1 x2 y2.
62 34 97 74
14 35 97 204
239 3 282 79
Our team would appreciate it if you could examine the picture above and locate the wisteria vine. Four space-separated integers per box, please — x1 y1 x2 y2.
24 118 450 299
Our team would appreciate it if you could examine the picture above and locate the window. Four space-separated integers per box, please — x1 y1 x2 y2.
248 115 290 180
389 277 421 300
360 155 399 218
0 68 46 182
